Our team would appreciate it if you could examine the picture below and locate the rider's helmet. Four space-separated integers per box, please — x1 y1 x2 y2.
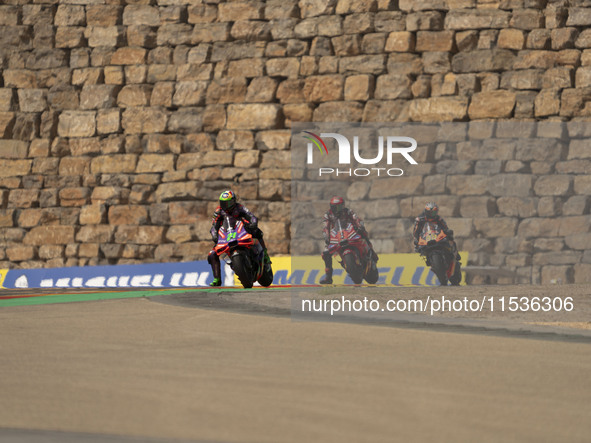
330 196 345 216
424 202 438 220
219 190 237 212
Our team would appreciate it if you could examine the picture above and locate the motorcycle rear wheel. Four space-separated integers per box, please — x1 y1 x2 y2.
430 253 448 286
344 253 364 284
232 253 253 288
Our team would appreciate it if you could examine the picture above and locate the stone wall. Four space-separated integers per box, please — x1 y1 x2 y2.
0 0 590 283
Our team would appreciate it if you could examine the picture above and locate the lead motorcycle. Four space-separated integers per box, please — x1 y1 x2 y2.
416 221 461 286
327 219 378 284
214 215 273 289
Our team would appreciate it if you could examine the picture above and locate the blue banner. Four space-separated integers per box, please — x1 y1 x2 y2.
0 260 231 289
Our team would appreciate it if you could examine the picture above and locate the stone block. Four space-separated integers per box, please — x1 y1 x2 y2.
227 104 282 130
408 96 468 122
534 176 572 196
80 84 119 110
468 90 516 119
498 28 525 50
460 196 497 217
331 35 362 56
121 108 168 134
452 49 515 73
303 75 344 102
108 205 149 225
374 74 412 100
58 111 96 138
136 154 174 173
566 7 591 26
91 155 137 175
534 88 561 117
188 4 218 23
24 226 75 246
384 31 415 52
111 47 147 65
551 27 578 50
266 58 301 78
500 69 543 90
122 5 160 26
17 89 47 113
406 11 444 31
0 6 20 26
313 101 364 122
155 182 199 202
489 174 534 197
55 27 85 49
85 26 125 47
97 108 121 135
86 5 122 27
344 75 375 101
205 78 247 104
245 77 278 103
510 9 544 30
341 55 388 75
526 29 551 49
192 23 231 43
416 31 455 52
445 9 510 30
228 59 265 78
574 176 591 195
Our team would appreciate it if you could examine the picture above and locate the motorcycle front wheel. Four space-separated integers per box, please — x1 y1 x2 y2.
258 264 273 287
343 252 364 284
232 252 253 288
449 260 462 286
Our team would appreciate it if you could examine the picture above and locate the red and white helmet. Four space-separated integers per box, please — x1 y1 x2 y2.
330 196 345 216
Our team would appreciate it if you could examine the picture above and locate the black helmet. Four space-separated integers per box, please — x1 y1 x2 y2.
219 190 236 212
330 196 345 216
425 202 438 220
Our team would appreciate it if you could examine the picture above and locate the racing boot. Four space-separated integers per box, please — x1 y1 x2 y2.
208 250 222 286
319 268 333 284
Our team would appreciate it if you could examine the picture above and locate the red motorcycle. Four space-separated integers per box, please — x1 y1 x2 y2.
214 216 273 289
417 221 461 286
327 219 378 284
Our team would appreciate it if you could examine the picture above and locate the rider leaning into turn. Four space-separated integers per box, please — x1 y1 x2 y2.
208 190 271 287
319 196 378 285
413 202 461 261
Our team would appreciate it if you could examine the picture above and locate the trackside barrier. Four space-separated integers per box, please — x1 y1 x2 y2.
0 252 468 289
0 261 234 289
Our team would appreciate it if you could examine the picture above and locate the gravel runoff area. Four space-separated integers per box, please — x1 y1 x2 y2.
0 283 589 443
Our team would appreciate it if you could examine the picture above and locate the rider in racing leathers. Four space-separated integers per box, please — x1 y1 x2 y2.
208 190 270 287
413 201 461 261
319 196 378 284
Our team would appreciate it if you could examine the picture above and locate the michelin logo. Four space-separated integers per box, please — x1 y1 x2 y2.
39 272 211 288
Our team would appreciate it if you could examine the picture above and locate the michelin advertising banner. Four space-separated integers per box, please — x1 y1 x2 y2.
0 261 232 290
274 253 467 286
0 253 465 290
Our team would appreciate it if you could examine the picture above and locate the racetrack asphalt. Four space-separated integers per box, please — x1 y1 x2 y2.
1 284 590 442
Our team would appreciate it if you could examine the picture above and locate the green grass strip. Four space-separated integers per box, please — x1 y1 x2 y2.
0 287 249 307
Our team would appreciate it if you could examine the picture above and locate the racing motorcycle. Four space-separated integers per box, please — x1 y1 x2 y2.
214 215 273 289
327 219 379 285
416 221 461 286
